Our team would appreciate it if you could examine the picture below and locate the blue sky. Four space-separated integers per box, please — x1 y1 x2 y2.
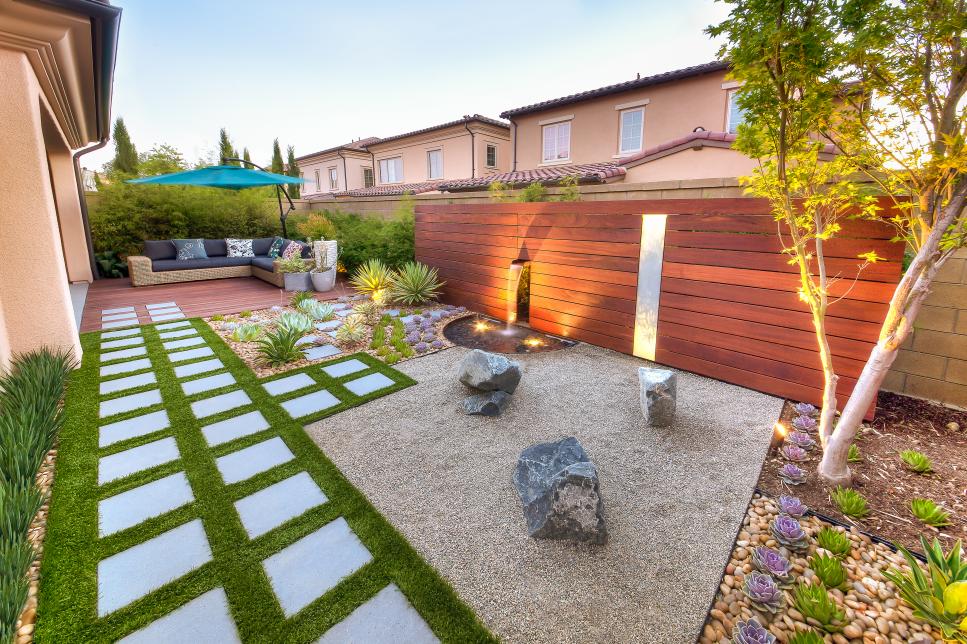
86 0 730 170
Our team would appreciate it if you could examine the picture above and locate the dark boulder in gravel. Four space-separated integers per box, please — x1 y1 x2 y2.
462 390 511 416
458 349 522 394
512 436 607 544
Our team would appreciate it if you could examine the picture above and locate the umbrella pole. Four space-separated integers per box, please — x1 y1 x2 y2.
223 156 295 238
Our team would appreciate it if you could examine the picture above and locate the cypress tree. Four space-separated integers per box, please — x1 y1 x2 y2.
286 145 300 198
111 117 138 176
242 147 252 166
219 128 236 165
270 138 284 174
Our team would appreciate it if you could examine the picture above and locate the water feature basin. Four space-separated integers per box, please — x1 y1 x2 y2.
443 315 576 354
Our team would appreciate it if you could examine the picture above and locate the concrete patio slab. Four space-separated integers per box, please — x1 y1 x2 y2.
174 358 223 379
99 471 194 536
234 471 328 539
168 346 214 363
99 389 163 418
262 373 316 396
262 517 372 617
100 358 152 378
305 344 783 644
159 327 197 339
152 313 186 322
100 410 170 448
156 320 191 331
181 372 236 396
101 346 148 362
201 410 270 447
343 372 394 396
190 390 251 419
101 336 145 350
302 345 340 361
118 587 240 644
280 390 339 419
149 307 181 316
101 328 142 339
98 437 180 485
100 371 157 396
163 336 206 351
322 359 369 378
97 519 211 616
316 584 439 644
102 320 140 330
215 437 294 484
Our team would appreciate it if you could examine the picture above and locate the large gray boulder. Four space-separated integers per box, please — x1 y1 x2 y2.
512 437 607 544
458 349 521 394
462 391 511 416
638 367 677 427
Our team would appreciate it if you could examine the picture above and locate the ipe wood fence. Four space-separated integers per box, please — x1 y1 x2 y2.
414 199 903 413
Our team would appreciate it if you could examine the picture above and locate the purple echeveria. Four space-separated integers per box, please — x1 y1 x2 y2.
781 445 806 462
793 415 817 432
778 463 806 485
742 572 784 613
794 402 818 416
771 515 809 551
778 495 807 518
787 431 817 451
431 340 444 349
405 332 421 344
731 618 777 644
751 547 792 584
415 342 429 353
420 320 434 330
456 306 466 312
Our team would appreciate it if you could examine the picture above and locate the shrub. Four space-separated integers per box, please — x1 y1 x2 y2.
517 181 548 202
320 209 414 273
290 290 315 308
911 498 952 527
901 449 933 474
335 315 368 346
210 314 224 322
276 255 309 274
297 211 337 241
488 180 510 202
276 312 313 335
390 262 444 305
230 323 262 342
830 487 869 519
94 250 128 277
557 174 580 201
816 527 852 558
809 553 848 590
791 582 846 633
350 259 394 301
239 310 252 318
257 328 303 366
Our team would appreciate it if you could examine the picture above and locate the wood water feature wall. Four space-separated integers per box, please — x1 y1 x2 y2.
415 199 904 413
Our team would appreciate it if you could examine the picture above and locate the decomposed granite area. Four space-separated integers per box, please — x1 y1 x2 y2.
305 343 784 644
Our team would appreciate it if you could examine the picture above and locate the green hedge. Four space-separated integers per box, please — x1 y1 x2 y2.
288 209 414 274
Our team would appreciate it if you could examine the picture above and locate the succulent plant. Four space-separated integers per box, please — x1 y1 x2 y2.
787 630 825 644
815 527 852 558
415 342 429 353
794 402 818 416
847 443 862 463
782 445 807 462
787 432 817 450
239 310 252 318
276 311 313 335
778 463 806 485
349 258 394 301
384 352 402 365
752 547 792 585
791 582 845 633
257 327 303 367
778 495 808 519
771 515 809 551
270 305 283 312
299 299 336 321
231 323 262 342
222 321 239 332
431 340 444 349
910 498 952 527
334 314 368 346
389 261 444 305
900 449 933 474
810 552 848 590
793 415 818 432
290 290 315 308
731 618 776 644
352 300 383 326
830 486 869 519
405 332 421 344
743 572 784 614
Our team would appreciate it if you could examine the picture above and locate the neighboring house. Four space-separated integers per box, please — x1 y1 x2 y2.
0 0 120 366
295 137 379 197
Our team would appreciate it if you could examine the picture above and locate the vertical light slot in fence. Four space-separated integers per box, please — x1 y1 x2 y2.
633 214 667 361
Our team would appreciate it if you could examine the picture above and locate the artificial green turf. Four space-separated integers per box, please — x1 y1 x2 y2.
36 319 495 643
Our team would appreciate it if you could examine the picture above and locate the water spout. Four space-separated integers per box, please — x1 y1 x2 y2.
506 262 526 328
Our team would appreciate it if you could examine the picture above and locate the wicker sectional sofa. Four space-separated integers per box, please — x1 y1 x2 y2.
127 237 310 287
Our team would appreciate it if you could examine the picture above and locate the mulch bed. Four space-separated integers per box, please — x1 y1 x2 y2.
758 392 967 552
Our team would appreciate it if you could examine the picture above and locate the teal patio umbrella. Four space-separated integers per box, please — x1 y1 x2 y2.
127 159 304 237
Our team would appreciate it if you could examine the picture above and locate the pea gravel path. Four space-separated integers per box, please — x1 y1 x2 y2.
305 342 783 643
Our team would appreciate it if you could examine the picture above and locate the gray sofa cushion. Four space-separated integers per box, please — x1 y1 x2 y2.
151 257 253 272
250 256 276 272
143 240 176 261
252 237 276 256
203 239 228 257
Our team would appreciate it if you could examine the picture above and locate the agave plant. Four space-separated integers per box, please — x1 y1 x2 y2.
231 323 262 342
289 290 315 308
911 498 952 527
782 445 807 462
787 431 816 451
743 572 784 614
771 515 809 551
257 327 303 367
815 527 852 558
778 463 806 485
792 415 818 432
901 449 934 474
731 618 776 644
352 300 382 326
298 299 336 322
809 552 848 590
349 258 394 302
791 582 846 633
276 311 314 335
752 547 792 585
830 487 869 519
389 261 445 305
794 402 818 416
778 495 807 519
787 631 825 644
335 314 368 346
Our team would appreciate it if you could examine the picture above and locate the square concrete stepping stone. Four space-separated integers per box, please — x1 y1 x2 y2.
152 312 185 322
331 302 349 310
263 517 372 617
102 320 140 330
99 472 194 537
100 389 163 418
101 336 144 350
159 327 198 339
315 320 342 332
99 437 180 485
174 358 223 379
324 331 338 339
280 390 339 418
343 372 395 397
215 437 294 484
316 584 439 644
400 314 420 324
182 372 236 396
101 346 148 362
118 587 239 644
169 346 214 363
100 410 169 448
302 345 340 361
100 358 152 378
103 306 136 315
385 309 401 317
190 390 250 419
149 306 181 316
201 411 269 447
103 311 138 322
100 371 157 396
334 309 353 318
102 327 142 339
146 302 177 310
163 336 205 351
97 519 211 616
262 373 316 396
156 320 191 331
322 359 368 378
295 335 319 347
235 472 328 539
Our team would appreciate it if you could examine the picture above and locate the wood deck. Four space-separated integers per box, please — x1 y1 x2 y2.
80 276 352 333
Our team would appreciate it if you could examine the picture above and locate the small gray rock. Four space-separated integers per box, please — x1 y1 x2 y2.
462 391 511 416
458 349 521 394
638 367 676 427
512 437 606 544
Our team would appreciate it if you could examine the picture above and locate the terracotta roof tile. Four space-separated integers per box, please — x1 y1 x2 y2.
335 181 446 197
439 162 625 192
366 114 508 147
295 137 380 162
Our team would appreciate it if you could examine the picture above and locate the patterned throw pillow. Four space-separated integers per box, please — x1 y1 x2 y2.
267 237 285 258
281 241 302 259
226 238 254 257
172 239 208 260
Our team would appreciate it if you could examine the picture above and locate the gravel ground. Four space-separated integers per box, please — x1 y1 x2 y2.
304 342 783 643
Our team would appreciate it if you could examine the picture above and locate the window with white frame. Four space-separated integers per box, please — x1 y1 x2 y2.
328 167 338 191
363 167 374 188
486 144 497 167
313 169 320 192
727 90 747 133
378 157 403 183
542 121 571 163
619 108 644 155
427 149 443 179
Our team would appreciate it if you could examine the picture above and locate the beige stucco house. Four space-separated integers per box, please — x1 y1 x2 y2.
295 137 379 198
0 0 120 367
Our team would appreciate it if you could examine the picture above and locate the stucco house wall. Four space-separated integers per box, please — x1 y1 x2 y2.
623 144 758 183
299 150 372 197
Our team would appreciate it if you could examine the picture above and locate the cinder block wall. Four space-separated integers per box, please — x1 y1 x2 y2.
882 248 967 409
